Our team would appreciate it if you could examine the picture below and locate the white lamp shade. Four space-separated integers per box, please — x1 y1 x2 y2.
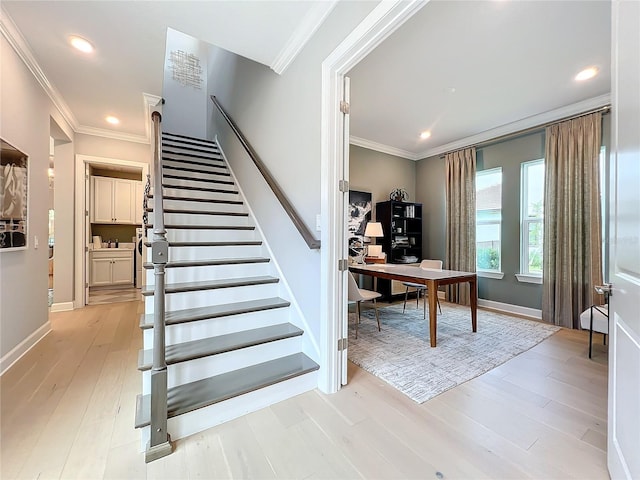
364 222 383 238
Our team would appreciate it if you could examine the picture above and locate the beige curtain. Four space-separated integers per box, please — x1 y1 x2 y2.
445 147 476 305
542 112 603 328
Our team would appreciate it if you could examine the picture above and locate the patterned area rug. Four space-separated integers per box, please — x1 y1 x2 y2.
348 301 560 404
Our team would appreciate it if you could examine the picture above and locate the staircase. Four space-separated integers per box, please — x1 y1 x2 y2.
135 132 319 448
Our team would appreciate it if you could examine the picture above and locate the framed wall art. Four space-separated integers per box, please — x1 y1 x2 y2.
0 139 29 251
348 190 371 263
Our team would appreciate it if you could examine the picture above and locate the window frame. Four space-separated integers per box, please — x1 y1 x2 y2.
476 167 503 275
519 159 545 279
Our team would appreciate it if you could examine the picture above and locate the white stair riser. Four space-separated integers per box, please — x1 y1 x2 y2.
163 153 222 163
165 229 257 243
139 371 318 451
161 169 230 182
141 336 302 393
160 199 245 213
162 177 232 190
164 245 266 261
144 262 273 284
142 307 292 348
152 188 240 203
163 140 219 151
163 161 228 175
144 283 281 311
158 213 251 227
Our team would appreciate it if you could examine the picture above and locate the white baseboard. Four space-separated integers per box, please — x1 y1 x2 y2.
50 302 74 312
477 299 542 320
0 321 52 376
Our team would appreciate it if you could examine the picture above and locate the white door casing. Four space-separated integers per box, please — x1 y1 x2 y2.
340 76 351 386
608 1 640 478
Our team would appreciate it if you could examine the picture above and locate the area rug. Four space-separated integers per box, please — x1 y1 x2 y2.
348 302 560 403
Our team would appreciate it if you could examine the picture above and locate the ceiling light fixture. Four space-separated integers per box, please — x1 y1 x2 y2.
105 116 120 125
575 66 599 81
69 35 94 54
420 131 432 139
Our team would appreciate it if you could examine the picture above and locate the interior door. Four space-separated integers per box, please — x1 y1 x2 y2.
608 2 640 478
84 163 90 305
340 76 351 386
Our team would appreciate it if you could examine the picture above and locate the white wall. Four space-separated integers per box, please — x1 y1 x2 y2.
0 34 74 365
206 1 378 344
75 134 151 162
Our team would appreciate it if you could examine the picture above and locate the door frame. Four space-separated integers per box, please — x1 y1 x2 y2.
73 154 148 309
319 0 427 393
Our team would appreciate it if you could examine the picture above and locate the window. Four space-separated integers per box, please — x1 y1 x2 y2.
520 159 545 276
476 168 502 272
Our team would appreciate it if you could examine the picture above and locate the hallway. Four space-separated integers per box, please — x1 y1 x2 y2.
1 301 609 479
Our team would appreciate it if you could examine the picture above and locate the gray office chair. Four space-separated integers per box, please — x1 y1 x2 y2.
402 259 443 319
347 272 381 339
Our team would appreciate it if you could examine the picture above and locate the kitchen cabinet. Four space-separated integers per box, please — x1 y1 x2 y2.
90 249 133 286
91 176 136 224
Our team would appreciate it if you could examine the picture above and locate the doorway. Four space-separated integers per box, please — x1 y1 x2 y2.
74 154 148 308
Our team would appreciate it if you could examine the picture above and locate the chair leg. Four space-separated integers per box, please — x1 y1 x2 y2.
423 290 426 319
403 287 409 314
416 289 420 309
437 296 442 314
356 301 360 339
588 307 594 359
373 299 381 332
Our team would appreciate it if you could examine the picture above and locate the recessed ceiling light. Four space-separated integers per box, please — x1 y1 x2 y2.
575 67 599 81
105 116 120 125
420 131 431 139
69 35 94 54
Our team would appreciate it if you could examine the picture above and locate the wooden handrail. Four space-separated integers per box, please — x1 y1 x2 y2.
211 95 321 250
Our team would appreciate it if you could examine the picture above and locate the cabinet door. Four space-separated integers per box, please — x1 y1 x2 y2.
134 181 144 225
111 257 133 284
113 179 134 223
91 258 113 286
92 177 114 223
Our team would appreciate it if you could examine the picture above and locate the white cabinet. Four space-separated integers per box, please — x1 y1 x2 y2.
91 176 137 224
90 250 133 286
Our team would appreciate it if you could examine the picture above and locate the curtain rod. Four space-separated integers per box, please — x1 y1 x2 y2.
439 104 611 158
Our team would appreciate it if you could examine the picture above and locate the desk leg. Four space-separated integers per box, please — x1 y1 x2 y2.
428 279 438 347
470 277 478 333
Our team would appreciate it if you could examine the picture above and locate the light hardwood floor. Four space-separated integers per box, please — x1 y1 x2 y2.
1 301 609 479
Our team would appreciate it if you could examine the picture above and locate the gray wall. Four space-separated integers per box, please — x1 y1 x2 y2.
205 1 378 343
349 145 417 219
75 134 150 162
415 155 446 262
0 34 74 360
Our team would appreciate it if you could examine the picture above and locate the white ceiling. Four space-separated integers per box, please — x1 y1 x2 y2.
348 0 611 159
2 1 611 156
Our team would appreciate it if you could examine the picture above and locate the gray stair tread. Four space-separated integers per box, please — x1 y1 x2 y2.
143 257 270 269
135 353 319 428
162 167 231 178
147 194 243 205
139 297 291 329
144 240 262 247
137 323 303 371
163 132 217 146
161 184 237 194
141 276 279 296
144 224 254 230
163 148 222 158
163 161 228 175
147 207 248 217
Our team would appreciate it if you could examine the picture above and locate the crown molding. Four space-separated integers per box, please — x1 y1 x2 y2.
270 1 338 75
349 135 419 160
0 7 79 131
143 93 163 141
75 125 149 144
416 93 612 159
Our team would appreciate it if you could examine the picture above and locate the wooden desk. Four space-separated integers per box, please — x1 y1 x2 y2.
349 263 477 347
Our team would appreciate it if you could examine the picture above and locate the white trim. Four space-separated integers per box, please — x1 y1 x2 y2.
477 299 542 320
516 273 543 284
0 321 51 376
143 93 163 141
74 155 149 309
417 93 612 159
215 136 320 362
271 1 339 75
477 270 504 280
320 0 427 394
50 301 74 312
350 135 418 160
76 125 149 144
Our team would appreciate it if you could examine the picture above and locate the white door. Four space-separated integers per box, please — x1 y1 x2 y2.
84 164 91 305
608 2 640 478
92 176 114 223
340 76 351 386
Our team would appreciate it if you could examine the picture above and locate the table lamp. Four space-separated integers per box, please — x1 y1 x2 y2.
364 222 384 258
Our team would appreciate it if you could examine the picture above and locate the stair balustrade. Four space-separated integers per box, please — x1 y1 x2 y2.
145 110 174 462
